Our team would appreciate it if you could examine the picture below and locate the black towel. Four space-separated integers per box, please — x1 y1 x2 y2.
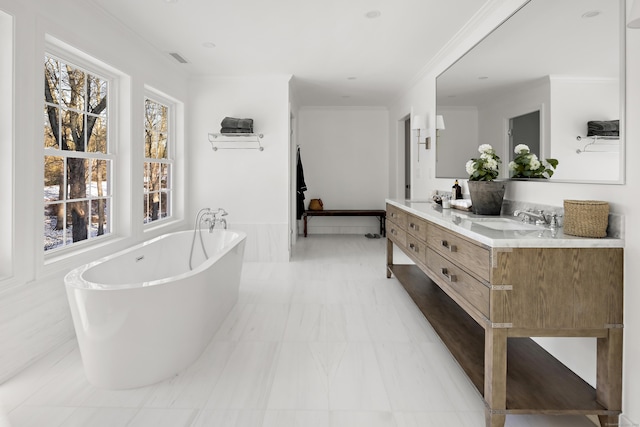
296 147 307 220
220 128 253 134
221 117 254 130
587 120 619 137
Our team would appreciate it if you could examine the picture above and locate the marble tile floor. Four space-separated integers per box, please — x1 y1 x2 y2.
0 235 599 427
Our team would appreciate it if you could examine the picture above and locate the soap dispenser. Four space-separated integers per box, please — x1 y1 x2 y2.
452 180 462 200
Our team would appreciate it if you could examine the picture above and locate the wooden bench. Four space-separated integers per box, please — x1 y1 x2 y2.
302 209 386 237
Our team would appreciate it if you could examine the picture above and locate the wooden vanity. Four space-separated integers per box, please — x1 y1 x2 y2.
385 201 623 427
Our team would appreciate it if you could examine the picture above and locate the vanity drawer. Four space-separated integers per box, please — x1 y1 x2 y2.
387 219 407 248
406 234 427 265
427 248 490 318
427 224 490 281
406 214 428 242
386 204 407 229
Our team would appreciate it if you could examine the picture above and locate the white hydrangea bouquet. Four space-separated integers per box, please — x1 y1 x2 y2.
466 144 501 181
508 144 558 179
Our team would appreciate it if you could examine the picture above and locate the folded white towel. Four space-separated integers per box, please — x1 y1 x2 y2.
450 199 472 208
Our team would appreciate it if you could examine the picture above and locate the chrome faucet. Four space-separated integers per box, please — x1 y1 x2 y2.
513 209 561 229
209 208 228 231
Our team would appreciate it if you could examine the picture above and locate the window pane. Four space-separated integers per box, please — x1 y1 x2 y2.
160 164 169 189
44 57 60 104
44 106 59 149
143 162 151 192
91 198 109 237
66 158 89 199
160 191 170 219
157 130 167 159
67 200 89 243
87 112 107 153
61 64 85 110
44 203 65 251
44 156 64 200
62 111 85 151
143 193 151 223
87 74 107 111
88 159 110 197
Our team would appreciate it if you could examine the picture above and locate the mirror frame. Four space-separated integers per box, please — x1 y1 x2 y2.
435 0 626 185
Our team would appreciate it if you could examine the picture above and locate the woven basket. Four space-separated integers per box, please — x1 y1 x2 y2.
563 200 609 238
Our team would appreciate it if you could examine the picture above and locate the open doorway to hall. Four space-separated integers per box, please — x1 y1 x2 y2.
508 110 540 163
404 116 411 199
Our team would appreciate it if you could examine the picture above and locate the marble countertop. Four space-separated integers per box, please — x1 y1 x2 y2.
386 199 624 249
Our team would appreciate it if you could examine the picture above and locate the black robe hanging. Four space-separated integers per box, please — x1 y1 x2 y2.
296 147 307 219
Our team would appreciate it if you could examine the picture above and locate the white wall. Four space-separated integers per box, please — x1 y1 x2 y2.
0 0 189 382
436 107 479 178
188 75 292 261
298 107 389 235
389 0 640 423
549 77 620 181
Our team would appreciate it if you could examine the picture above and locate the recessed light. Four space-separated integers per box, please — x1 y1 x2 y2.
202 42 216 48
341 95 351 98
165 0 178 3
478 76 489 80
582 10 601 18
347 76 357 80
365 10 381 19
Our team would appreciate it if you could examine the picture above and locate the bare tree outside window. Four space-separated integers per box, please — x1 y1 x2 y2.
144 98 172 224
44 55 111 251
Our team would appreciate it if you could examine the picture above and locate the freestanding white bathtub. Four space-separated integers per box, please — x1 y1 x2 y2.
64 229 246 389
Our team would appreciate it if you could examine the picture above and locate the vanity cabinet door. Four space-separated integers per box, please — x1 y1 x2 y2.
386 219 407 248
427 248 490 317
406 214 428 242
427 224 490 282
406 234 427 265
387 204 407 229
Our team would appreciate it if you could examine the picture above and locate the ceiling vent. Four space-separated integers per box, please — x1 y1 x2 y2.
169 52 188 64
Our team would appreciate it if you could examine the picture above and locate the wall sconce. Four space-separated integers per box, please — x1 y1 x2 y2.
436 115 446 137
412 114 429 146
412 114 429 162
629 0 640 28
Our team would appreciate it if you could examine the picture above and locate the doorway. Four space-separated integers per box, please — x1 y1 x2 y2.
508 110 540 162
404 117 411 199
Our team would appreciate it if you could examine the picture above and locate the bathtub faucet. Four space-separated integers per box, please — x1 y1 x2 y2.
205 208 228 231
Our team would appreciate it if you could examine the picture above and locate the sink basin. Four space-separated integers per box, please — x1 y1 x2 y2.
471 218 545 231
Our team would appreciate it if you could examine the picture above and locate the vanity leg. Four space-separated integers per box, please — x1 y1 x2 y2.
484 328 507 427
596 328 623 427
597 415 619 427
386 238 393 278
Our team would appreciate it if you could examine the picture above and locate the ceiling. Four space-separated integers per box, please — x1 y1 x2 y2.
90 0 487 107
436 0 621 106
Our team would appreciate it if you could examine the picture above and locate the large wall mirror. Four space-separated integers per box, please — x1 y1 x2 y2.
436 0 625 184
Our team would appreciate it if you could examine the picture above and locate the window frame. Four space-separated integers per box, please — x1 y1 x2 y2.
0 9 13 283
143 91 175 227
43 47 118 257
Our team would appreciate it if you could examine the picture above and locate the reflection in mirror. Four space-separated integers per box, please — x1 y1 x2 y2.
436 0 624 184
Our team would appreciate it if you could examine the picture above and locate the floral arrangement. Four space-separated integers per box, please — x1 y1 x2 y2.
508 144 558 179
466 144 501 181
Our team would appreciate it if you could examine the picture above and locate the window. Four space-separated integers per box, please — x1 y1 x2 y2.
143 97 172 224
44 54 112 251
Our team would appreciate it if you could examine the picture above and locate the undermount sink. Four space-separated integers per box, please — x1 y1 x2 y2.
471 218 545 231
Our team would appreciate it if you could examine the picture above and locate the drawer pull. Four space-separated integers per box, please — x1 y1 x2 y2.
391 228 397 236
409 242 419 253
441 240 457 252
440 267 457 282
391 212 397 218
409 222 418 230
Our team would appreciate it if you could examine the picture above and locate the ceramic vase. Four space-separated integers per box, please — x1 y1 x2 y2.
467 180 506 215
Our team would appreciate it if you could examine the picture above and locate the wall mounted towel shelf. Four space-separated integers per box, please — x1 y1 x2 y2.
208 133 264 151
575 135 619 154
